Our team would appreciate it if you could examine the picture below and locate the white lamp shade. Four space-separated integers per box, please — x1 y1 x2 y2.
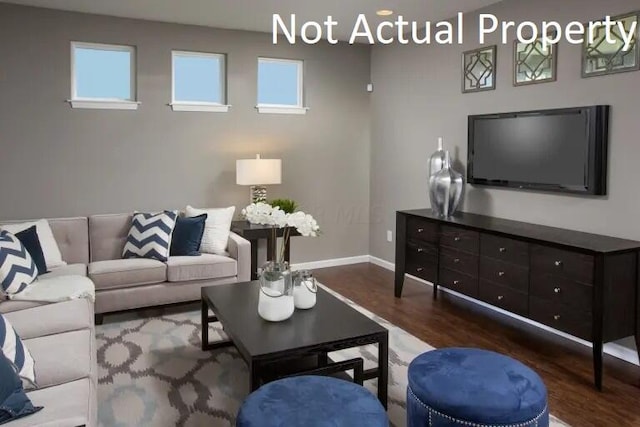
236 155 282 185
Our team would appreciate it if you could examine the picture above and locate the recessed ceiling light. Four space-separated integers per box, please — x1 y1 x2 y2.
376 9 394 16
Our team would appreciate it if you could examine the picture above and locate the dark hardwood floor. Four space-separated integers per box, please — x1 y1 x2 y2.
314 263 640 427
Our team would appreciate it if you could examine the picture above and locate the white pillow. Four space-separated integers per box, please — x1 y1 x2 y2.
1 219 66 269
185 205 235 255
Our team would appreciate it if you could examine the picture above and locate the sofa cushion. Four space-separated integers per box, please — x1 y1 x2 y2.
39 263 87 280
122 211 178 262
185 205 235 255
24 330 91 389
166 254 237 282
89 213 132 262
4 298 93 340
16 379 96 427
0 230 38 297
0 314 36 388
0 353 42 425
89 259 166 290
0 300 47 314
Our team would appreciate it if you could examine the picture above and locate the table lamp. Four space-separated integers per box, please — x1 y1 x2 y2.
236 154 282 203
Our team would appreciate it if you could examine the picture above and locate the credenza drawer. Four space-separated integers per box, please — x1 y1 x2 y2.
439 267 478 298
529 296 592 340
530 273 592 311
531 245 594 284
407 240 438 259
480 234 529 266
440 226 479 254
407 217 439 243
439 246 478 276
406 258 437 282
479 256 529 293
479 280 528 317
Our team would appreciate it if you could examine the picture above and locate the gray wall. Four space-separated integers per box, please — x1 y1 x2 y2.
370 0 640 263
0 3 372 263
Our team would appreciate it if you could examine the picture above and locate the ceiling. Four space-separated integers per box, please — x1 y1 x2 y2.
0 0 502 41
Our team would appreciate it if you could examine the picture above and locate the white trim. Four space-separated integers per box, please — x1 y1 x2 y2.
70 41 136 103
170 103 230 112
368 255 640 367
67 99 140 110
291 255 369 271
257 57 305 110
171 50 226 107
256 106 308 115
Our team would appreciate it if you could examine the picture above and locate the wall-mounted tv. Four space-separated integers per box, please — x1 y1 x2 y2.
467 105 609 195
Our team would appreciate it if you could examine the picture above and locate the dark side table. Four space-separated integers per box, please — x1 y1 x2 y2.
231 221 300 280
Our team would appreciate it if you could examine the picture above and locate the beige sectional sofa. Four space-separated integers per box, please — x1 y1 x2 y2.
1 214 251 317
1 298 96 427
0 212 250 426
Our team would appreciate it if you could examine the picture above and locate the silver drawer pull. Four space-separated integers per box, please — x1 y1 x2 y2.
499 247 507 253
453 280 460 285
553 314 561 321
416 267 424 272
417 228 424 233
554 287 561 294
417 248 424 253
497 295 504 301
453 258 461 264
554 260 563 267
454 236 461 242
498 271 505 277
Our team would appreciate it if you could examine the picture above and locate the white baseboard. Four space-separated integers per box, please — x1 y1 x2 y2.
368 255 640 367
291 255 370 271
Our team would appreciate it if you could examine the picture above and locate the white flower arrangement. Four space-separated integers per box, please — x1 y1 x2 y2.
241 202 320 237
242 202 320 264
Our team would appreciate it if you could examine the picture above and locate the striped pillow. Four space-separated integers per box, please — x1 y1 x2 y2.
0 230 37 297
0 314 36 389
122 211 178 262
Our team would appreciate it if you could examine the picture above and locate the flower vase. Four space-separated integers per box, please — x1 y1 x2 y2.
429 151 464 217
293 270 318 309
258 261 294 322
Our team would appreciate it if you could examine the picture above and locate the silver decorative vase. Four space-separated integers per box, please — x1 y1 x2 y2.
429 151 463 217
428 137 446 178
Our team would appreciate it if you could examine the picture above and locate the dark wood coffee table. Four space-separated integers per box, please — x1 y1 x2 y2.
201 281 389 408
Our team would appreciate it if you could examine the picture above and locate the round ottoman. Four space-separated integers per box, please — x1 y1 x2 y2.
407 348 549 427
237 376 389 427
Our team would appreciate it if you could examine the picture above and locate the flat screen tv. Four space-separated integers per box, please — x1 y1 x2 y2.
467 105 609 195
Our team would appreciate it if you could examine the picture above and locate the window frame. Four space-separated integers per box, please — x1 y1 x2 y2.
256 57 307 115
170 50 230 112
68 41 139 110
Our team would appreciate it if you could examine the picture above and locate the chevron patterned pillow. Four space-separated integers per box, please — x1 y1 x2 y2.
0 230 38 297
0 314 36 389
122 211 178 262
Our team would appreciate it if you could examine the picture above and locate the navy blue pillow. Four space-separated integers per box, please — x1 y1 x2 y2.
170 214 207 256
15 226 47 275
0 353 42 425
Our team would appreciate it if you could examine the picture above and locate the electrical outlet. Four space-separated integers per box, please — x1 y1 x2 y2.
386 230 393 242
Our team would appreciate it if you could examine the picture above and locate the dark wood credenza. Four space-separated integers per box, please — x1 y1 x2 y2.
395 209 640 390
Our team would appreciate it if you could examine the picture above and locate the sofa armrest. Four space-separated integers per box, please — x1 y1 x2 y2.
228 232 251 282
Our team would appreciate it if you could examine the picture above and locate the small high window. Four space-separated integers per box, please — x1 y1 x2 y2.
171 51 229 112
69 42 138 110
257 58 306 114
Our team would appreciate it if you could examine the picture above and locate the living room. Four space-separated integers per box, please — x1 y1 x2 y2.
0 0 638 426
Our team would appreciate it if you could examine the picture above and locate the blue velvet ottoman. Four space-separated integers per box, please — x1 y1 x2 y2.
407 348 549 427
236 375 389 427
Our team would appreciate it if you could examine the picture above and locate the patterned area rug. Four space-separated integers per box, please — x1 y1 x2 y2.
96 286 570 427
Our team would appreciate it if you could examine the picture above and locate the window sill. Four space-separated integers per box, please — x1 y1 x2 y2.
256 106 308 115
170 103 231 112
67 100 140 110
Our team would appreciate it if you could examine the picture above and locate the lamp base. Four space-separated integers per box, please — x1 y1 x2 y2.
250 186 268 204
